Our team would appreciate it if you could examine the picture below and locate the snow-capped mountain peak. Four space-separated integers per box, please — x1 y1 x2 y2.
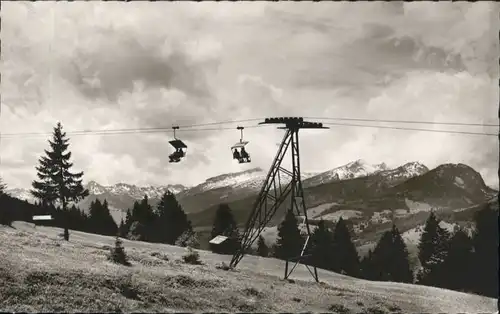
378 161 429 183
202 167 265 191
87 181 107 195
196 167 319 193
400 162 429 176
304 159 389 187
5 188 36 204
345 159 389 174
102 182 187 199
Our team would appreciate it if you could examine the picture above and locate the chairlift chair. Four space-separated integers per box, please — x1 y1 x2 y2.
231 126 251 163
169 126 187 163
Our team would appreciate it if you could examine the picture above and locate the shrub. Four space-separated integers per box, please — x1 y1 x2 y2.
175 230 200 249
108 236 131 266
182 247 202 265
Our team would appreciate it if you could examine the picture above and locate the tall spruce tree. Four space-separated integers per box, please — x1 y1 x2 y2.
471 202 498 298
332 218 360 277
416 212 451 285
0 177 6 196
119 218 126 237
389 225 414 283
257 235 269 257
67 204 88 232
88 199 118 236
154 190 192 244
0 177 10 225
139 195 155 227
130 201 141 222
369 225 413 283
31 122 89 240
210 203 240 254
439 228 474 292
309 219 335 271
123 208 133 235
274 209 303 261
128 196 155 241
360 249 377 280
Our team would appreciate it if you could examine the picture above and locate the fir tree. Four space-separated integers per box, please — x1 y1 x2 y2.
416 212 451 285
123 208 132 236
0 177 6 196
67 204 88 231
439 228 474 292
210 203 240 254
360 249 377 280
108 236 130 266
274 209 303 261
471 202 498 298
88 199 118 236
332 218 360 277
130 201 141 222
30 122 89 240
309 220 335 271
389 225 414 283
127 196 155 241
257 235 269 257
0 178 10 225
154 190 192 244
139 195 155 225
119 218 126 238
370 225 413 283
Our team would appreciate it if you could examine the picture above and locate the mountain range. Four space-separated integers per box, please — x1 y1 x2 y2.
6 159 497 253
7 159 427 218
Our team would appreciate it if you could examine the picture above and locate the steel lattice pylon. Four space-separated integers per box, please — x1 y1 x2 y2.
229 117 328 282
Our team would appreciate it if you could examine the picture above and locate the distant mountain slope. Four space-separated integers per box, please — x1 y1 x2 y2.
176 167 318 214
302 159 391 187
389 163 497 207
176 160 424 215
188 163 496 235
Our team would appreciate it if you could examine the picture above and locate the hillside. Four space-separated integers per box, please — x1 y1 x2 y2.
0 221 496 313
189 163 494 227
175 167 319 214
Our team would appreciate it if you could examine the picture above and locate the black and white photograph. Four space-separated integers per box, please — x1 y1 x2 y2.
0 1 498 313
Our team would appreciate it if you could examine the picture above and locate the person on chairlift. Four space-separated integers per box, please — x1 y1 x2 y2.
169 149 183 162
233 149 241 160
176 148 184 157
240 147 249 161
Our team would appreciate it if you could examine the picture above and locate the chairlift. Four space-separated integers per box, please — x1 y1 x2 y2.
169 126 187 163
231 126 251 163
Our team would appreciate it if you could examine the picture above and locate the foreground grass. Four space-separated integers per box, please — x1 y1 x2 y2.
0 223 496 313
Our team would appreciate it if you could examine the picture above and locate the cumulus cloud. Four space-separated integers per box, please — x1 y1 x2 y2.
1 2 498 190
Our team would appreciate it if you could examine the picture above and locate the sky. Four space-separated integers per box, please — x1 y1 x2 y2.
1 2 499 190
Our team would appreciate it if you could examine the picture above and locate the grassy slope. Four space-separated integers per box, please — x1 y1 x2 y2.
1 222 496 313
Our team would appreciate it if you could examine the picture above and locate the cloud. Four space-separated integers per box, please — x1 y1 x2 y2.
1 2 498 190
